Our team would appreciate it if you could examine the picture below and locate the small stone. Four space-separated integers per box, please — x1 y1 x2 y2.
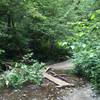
70 89 73 93
22 94 27 97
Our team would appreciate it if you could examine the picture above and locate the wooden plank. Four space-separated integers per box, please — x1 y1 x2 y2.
43 72 74 87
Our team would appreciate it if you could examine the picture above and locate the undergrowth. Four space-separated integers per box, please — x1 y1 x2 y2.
0 53 46 88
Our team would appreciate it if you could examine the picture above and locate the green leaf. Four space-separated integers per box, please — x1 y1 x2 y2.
90 14 95 20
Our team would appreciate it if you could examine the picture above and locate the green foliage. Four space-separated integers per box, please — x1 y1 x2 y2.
72 5 100 91
29 0 86 61
0 61 45 88
0 0 43 59
0 49 4 55
0 0 100 91
0 0 74 61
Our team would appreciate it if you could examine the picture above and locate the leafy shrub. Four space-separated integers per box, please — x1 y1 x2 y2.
0 61 45 88
72 10 100 91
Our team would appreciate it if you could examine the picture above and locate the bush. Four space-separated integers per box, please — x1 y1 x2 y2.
72 10 100 91
0 61 45 88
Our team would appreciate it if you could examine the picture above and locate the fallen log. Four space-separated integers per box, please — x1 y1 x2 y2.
43 72 74 87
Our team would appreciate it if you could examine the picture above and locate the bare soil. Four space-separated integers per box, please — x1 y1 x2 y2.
0 60 100 100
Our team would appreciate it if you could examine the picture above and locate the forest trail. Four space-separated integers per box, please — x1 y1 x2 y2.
0 60 100 100
46 60 100 100
48 60 74 70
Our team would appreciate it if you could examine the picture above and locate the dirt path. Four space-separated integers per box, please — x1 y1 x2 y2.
47 60 100 100
0 60 100 100
48 60 74 70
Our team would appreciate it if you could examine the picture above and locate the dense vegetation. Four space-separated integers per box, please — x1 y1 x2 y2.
71 1 100 91
0 0 100 91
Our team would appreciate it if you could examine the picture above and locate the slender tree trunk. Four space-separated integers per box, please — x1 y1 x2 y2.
7 12 15 33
